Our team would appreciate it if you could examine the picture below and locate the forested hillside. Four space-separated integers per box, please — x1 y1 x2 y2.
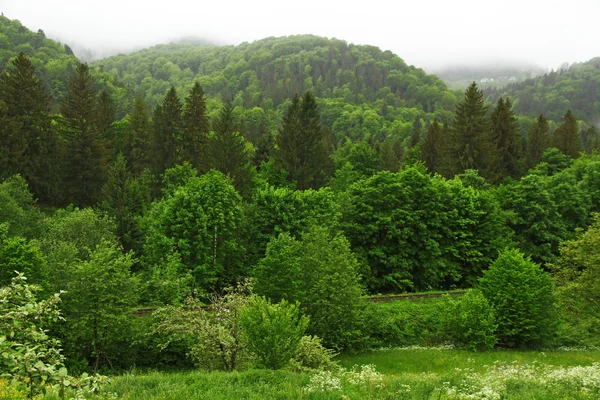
485 58 600 124
2 15 600 395
0 15 78 106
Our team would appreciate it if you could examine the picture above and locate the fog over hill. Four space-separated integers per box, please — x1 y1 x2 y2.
1 0 599 71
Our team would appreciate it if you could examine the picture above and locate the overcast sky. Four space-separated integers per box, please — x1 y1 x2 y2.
1 0 599 71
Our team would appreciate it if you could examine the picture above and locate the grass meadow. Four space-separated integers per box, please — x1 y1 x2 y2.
50 347 599 400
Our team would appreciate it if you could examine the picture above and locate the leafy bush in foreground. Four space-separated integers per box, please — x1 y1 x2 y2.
479 248 557 348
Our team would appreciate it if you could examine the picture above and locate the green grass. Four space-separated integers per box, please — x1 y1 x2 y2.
337 347 600 375
74 348 600 399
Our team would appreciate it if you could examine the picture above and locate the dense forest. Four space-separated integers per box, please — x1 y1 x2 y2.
486 58 600 123
1 14 600 398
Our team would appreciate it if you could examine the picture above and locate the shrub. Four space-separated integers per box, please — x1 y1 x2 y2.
442 290 497 350
289 335 339 372
240 296 309 370
478 248 557 347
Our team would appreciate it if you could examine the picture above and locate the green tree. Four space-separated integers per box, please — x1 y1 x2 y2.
0 226 47 287
421 119 443 174
207 101 253 196
553 109 581 158
61 241 139 371
581 125 599 153
478 248 557 348
490 97 521 180
151 86 182 178
0 53 57 201
125 96 152 175
525 114 550 170
61 63 107 207
181 82 210 171
253 226 364 350
553 214 600 345
377 137 404 172
240 296 309 369
276 92 332 190
96 90 117 158
445 82 495 179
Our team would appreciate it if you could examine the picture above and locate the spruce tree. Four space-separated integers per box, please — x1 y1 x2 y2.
553 109 581 158
0 53 56 200
378 137 404 172
525 114 550 170
181 82 210 171
447 82 495 179
581 125 599 153
490 97 521 180
409 117 422 148
96 90 117 159
276 91 331 190
61 63 107 207
421 119 442 174
125 96 152 175
207 101 253 196
151 86 182 178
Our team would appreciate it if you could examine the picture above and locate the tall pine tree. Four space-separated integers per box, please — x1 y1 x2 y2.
553 109 581 158
61 63 107 207
490 97 521 181
0 53 57 200
276 91 332 190
151 86 182 178
525 114 550 170
207 101 253 196
125 96 152 175
421 119 443 174
181 82 210 171
446 82 495 179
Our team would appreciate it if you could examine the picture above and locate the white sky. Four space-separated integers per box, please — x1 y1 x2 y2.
1 0 599 71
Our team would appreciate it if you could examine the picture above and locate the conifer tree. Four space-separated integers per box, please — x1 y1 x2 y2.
409 117 422 148
421 119 442 174
0 53 57 200
61 63 107 207
525 114 550 170
96 90 117 158
207 101 253 196
151 86 182 178
581 125 599 153
553 110 581 158
446 82 495 179
125 96 152 175
490 97 521 180
181 82 210 171
276 91 331 190
378 137 404 172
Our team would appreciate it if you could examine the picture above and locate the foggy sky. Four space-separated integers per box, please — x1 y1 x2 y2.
1 0 599 71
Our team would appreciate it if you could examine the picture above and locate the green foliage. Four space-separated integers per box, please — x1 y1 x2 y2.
207 101 254 196
142 169 244 296
0 273 65 398
0 175 42 238
60 240 139 371
525 114 550 170
343 167 507 292
276 91 332 190
153 280 252 371
254 226 365 350
240 296 309 369
0 53 57 201
553 109 581 158
441 290 497 350
0 227 47 287
60 63 107 207
490 97 521 181
553 214 600 346
478 249 557 348
443 82 495 179
289 335 339 372
487 58 600 124
0 15 78 107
